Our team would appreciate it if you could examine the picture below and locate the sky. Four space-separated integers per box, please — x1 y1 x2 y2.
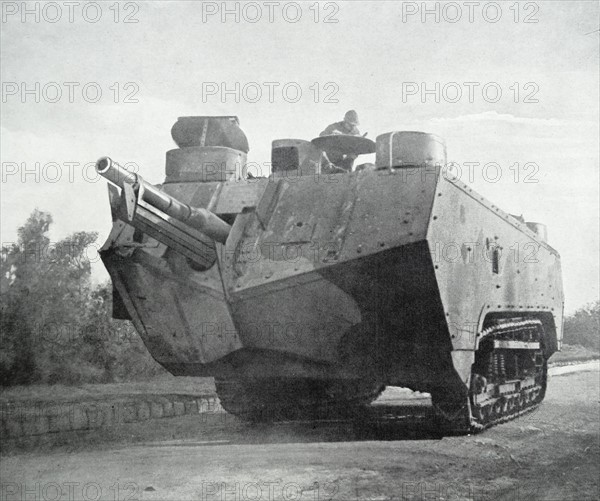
1 0 599 313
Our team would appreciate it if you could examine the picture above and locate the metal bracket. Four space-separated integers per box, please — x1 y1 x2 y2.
123 181 138 222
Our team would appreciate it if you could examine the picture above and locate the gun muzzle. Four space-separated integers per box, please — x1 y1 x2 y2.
96 156 231 244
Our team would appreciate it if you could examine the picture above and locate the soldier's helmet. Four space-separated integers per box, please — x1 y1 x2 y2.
344 110 359 125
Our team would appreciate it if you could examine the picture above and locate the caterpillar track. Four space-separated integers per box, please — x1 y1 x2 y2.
216 320 548 434
467 318 548 432
431 318 548 433
215 378 385 423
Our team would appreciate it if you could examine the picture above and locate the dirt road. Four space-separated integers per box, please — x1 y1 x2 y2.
1 365 598 501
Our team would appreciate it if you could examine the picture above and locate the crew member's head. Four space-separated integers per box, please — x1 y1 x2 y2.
344 110 359 127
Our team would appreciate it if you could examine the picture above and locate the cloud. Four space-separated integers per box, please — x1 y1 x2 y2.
430 111 564 127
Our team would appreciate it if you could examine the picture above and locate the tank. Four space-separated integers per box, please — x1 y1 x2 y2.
98 117 564 432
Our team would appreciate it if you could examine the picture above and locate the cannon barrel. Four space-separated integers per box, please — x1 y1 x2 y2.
96 156 231 244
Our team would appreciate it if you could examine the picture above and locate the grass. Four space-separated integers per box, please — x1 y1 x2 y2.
548 343 600 365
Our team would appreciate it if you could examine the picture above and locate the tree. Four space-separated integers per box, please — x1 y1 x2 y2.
563 301 600 351
1 210 99 384
1 210 54 384
1 209 165 386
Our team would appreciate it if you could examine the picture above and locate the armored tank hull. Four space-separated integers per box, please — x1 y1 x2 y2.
99 117 563 432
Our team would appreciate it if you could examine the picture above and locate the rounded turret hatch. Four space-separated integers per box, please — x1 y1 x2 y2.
375 131 446 170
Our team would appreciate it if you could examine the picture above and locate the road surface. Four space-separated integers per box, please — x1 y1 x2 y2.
1 364 598 501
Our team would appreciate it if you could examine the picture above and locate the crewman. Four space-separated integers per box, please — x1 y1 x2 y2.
320 110 361 137
319 110 362 172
